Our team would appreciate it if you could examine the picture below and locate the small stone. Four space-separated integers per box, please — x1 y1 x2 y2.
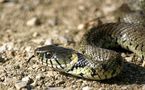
0 42 14 52
125 56 133 62
47 87 64 90
85 18 102 29
15 76 31 90
101 0 121 15
20 4 34 11
31 74 43 87
142 85 145 90
82 86 92 90
121 86 128 90
64 87 73 90
44 38 53 45
36 74 43 80
0 0 5 3
32 32 39 37
77 24 85 30
1 0 17 3
47 17 59 26
22 76 30 83
25 46 32 52
0 0 16 3
78 5 85 11
31 38 44 44
21 88 28 90
46 71 58 77
26 17 41 26
59 36 69 44
142 61 145 67
56 80 65 85
15 81 28 90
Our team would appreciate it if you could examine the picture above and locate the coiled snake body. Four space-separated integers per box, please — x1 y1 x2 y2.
28 2 145 80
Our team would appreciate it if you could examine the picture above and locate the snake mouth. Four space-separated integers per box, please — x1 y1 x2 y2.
27 54 68 70
27 53 67 68
43 58 66 69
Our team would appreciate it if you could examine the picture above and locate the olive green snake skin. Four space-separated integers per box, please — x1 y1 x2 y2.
28 0 145 80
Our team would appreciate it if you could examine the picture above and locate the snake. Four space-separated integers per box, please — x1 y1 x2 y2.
28 1 145 80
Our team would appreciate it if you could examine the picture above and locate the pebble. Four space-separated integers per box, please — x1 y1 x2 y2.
0 0 16 3
142 61 145 67
121 86 128 90
20 4 34 11
0 42 14 52
125 56 133 62
59 36 69 45
84 18 101 30
77 23 85 30
26 17 41 26
32 32 39 37
55 80 65 85
0 0 5 3
82 86 92 90
15 76 31 90
78 5 85 11
47 87 64 90
15 81 28 90
22 76 31 83
36 74 43 80
31 38 44 44
47 17 59 26
101 0 120 15
25 46 32 52
31 73 43 86
44 38 53 45
142 85 145 90
46 71 58 77
4 0 17 3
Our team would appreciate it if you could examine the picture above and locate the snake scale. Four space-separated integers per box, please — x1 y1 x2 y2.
28 0 145 80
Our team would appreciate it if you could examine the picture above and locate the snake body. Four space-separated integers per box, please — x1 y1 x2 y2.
28 1 145 80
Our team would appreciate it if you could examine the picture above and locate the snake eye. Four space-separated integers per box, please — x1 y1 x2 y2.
45 52 53 58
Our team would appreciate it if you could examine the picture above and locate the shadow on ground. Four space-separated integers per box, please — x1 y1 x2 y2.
100 62 145 85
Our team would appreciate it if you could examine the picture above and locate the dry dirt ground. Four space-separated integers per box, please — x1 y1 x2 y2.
0 0 145 90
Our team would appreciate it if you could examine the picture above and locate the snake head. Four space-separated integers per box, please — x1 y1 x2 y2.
28 45 76 71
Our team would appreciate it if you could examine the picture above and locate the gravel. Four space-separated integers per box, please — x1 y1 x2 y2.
82 86 92 90
0 0 145 90
26 17 41 26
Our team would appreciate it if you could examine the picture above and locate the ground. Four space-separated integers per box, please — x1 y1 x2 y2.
0 0 145 90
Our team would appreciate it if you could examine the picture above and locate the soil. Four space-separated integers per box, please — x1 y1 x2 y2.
0 0 145 90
